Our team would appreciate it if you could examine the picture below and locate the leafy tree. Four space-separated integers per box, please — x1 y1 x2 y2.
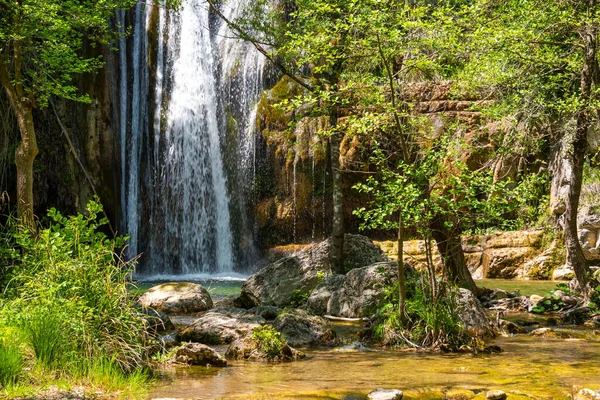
0 0 138 228
459 0 600 297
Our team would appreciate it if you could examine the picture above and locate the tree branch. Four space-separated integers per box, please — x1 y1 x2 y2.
205 0 314 92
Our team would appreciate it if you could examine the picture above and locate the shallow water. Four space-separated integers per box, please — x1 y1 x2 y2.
149 333 600 399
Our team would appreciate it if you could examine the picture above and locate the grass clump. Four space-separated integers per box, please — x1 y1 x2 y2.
0 339 22 388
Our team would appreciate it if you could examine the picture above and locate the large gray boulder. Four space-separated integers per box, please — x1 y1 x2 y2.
138 282 212 314
177 308 265 344
237 234 388 308
307 262 410 318
455 288 496 338
272 309 338 347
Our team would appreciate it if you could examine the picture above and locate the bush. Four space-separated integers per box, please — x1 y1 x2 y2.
372 270 471 350
0 339 22 387
252 325 285 358
1 200 150 373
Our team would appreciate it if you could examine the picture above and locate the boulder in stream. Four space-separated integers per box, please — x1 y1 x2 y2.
177 308 265 344
174 343 227 367
138 282 213 314
456 288 496 338
272 309 338 347
307 262 412 318
225 331 305 362
236 234 388 308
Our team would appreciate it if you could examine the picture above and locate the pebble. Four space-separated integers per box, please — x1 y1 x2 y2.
486 390 507 400
367 388 403 400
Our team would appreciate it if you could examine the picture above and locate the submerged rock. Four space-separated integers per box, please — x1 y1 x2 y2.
307 262 411 318
575 388 600 400
499 319 527 335
486 390 506 400
455 288 496 338
174 343 227 367
237 234 388 308
367 388 403 400
272 309 338 347
177 308 265 344
225 331 305 362
139 306 174 332
138 282 213 314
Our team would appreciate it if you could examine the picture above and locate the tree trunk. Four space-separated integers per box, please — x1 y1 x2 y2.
397 213 407 324
0 57 38 229
430 216 479 295
564 17 599 298
329 106 345 274
13 102 38 229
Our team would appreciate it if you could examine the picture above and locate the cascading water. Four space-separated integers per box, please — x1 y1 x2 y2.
117 0 267 276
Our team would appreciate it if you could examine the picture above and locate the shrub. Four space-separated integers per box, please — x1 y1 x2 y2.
0 339 22 387
2 200 150 372
372 270 471 349
252 325 285 358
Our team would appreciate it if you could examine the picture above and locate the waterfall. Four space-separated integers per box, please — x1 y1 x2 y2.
118 0 265 276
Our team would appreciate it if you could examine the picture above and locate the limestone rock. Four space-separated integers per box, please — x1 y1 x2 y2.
225 332 305 362
138 282 213 314
530 327 553 337
455 288 496 338
272 309 338 347
485 390 506 400
177 309 265 344
304 274 346 316
139 306 174 332
174 343 227 367
367 388 403 400
237 234 388 308
552 266 575 281
307 262 409 318
483 247 538 279
575 388 600 400
499 320 527 335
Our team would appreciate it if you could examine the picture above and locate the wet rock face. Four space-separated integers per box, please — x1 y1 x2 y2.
272 309 338 347
138 282 213 314
177 308 265 345
174 343 227 367
307 262 410 318
237 235 388 308
225 331 305 362
455 288 496 338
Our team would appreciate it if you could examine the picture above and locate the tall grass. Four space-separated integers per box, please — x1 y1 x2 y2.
0 200 152 395
0 339 22 387
19 308 68 368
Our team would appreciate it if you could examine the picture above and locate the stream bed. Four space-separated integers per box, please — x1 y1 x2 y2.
149 331 600 399
144 279 599 399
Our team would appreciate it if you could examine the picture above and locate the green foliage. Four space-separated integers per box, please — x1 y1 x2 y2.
252 325 285 359
289 289 310 308
0 0 143 107
0 200 150 377
0 339 22 388
372 270 471 349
